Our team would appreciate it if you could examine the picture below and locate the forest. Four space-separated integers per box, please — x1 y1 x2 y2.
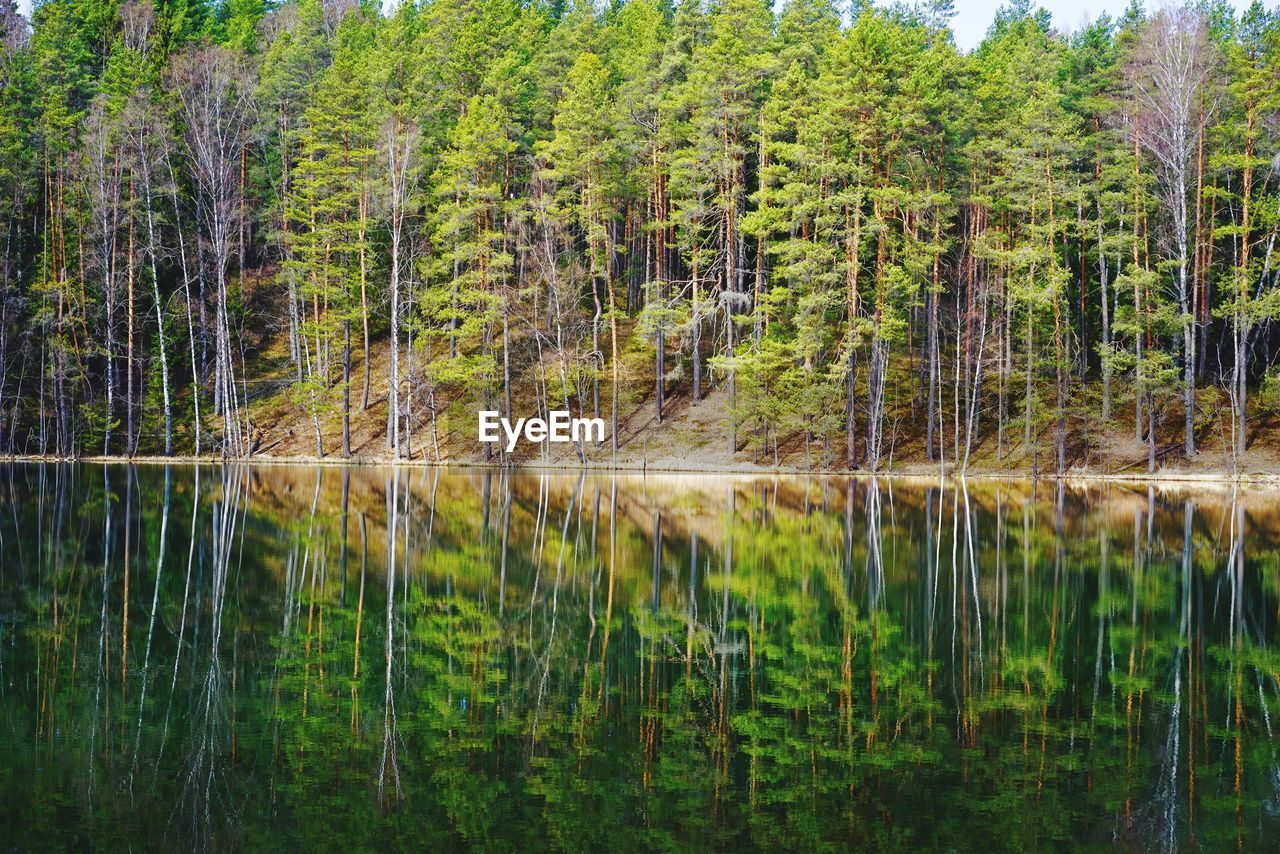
0 0 1278 473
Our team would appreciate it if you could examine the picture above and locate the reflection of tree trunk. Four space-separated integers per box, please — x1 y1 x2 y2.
1124 505 1140 800
686 531 698 682
182 466 246 847
600 479 616 711
351 510 367 736
1157 500 1195 853
90 467 113 801
950 485 962 703
1091 513 1109 738
651 511 661 613
866 479 882 611
339 470 350 606
581 484 603 712
925 486 940 728
717 485 734 788
531 476 580 747
378 473 401 806
499 478 511 620
843 480 857 741
962 482 983 677
158 468 200 779
1229 493 1245 844
867 478 885 743
122 472 132 696
131 468 171 786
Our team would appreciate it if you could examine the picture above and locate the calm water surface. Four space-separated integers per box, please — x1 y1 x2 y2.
1 464 1279 850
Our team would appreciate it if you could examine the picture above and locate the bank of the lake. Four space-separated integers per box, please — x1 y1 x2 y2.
17 450 1280 490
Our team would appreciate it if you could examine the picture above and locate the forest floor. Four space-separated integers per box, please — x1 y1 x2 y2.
209 325 1280 484
50 280 1280 485
84 352 1280 486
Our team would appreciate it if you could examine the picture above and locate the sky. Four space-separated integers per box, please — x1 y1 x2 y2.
9 0 1254 52
949 0 1248 50
951 0 1112 49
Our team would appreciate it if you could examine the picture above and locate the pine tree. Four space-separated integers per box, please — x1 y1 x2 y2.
426 94 514 460
1215 2 1280 463
608 0 670 423
371 0 422 459
0 0 33 454
539 51 621 452
673 0 773 452
286 18 376 457
258 0 331 381
1127 7 1219 459
1 0 1280 473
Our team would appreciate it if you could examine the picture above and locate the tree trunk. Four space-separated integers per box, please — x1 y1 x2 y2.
1098 202 1111 423
140 154 172 456
126 177 136 457
343 318 352 458
359 189 371 411
692 252 702 403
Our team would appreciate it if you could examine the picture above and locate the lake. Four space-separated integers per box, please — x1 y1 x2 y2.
1 464 1278 850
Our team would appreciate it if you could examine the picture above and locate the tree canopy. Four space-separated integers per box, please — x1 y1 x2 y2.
0 0 1278 474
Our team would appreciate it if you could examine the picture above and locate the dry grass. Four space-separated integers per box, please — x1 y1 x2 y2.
125 291 1280 486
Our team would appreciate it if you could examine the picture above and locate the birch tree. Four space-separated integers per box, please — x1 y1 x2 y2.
1127 6 1219 458
170 43 254 457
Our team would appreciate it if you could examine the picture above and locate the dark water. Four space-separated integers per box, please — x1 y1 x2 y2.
1 464 1279 851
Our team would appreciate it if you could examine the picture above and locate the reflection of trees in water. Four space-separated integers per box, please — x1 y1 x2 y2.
4 467 1280 849
378 470 401 806
88 466 113 805
129 468 169 790
179 465 248 849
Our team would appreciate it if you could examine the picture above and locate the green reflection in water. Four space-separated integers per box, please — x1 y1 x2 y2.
1 464 1279 851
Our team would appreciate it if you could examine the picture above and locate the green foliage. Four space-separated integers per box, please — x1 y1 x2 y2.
2 0 1280 468
9 469 1280 847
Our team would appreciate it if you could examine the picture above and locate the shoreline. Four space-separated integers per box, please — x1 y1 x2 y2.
5 453 1280 489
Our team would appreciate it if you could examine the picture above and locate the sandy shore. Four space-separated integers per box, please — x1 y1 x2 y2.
6 452 1280 490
